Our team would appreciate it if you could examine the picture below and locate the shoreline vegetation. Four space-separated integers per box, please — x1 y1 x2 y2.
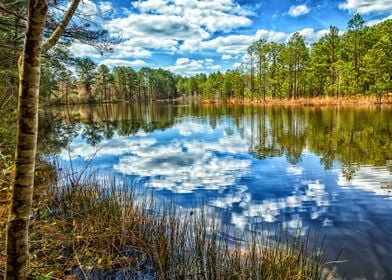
44 95 392 108
198 95 392 106
0 162 336 279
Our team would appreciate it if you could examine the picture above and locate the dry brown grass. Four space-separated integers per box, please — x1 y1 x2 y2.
0 166 335 279
200 95 392 106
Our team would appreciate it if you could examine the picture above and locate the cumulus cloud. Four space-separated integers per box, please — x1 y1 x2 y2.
105 14 210 41
165 57 221 75
132 0 252 32
337 166 392 196
68 41 103 58
59 133 156 160
120 38 178 52
67 0 333 71
339 0 392 14
288 4 310 17
181 27 322 57
91 0 254 65
287 165 304 176
76 0 98 17
366 14 392 26
75 0 115 19
290 28 329 44
255 29 288 42
69 40 154 60
99 1 114 13
222 54 233 60
202 175 332 232
99 59 147 68
198 34 256 54
225 179 331 231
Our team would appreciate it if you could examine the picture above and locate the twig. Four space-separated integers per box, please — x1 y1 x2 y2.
75 254 88 280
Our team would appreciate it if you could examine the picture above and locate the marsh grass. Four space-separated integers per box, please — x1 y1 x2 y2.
16 168 334 280
0 163 336 279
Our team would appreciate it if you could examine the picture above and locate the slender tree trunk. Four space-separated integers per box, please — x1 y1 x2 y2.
6 1 48 279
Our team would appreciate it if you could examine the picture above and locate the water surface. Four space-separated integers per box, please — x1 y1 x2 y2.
40 103 392 279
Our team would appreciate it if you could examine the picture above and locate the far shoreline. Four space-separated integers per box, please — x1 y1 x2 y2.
44 94 392 108
197 95 392 106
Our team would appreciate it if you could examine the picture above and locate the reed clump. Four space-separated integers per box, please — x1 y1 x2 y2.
1 168 334 279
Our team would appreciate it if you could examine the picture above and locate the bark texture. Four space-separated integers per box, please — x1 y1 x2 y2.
5 1 48 279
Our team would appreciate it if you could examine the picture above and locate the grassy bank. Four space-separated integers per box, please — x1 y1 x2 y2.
0 162 336 279
198 95 392 106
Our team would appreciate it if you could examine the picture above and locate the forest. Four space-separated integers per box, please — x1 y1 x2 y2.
1 11 391 107
1 1 392 279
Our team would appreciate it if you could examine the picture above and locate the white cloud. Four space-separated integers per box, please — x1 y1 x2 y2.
339 0 392 14
288 4 310 17
210 185 249 208
76 0 98 16
226 179 331 230
120 38 178 51
367 14 392 26
105 14 210 41
132 0 252 32
287 165 304 175
110 41 153 59
209 65 222 70
99 1 114 13
68 40 153 61
337 166 392 196
222 54 233 60
99 59 147 68
59 133 156 160
165 57 222 75
68 41 103 58
291 28 329 44
181 28 289 55
197 34 256 54
180 28 290 57
255 29 288 42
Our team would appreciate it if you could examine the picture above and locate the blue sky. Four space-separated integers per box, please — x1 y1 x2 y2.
69 0 392 75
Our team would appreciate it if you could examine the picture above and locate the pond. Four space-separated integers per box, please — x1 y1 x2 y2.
39 103 392 279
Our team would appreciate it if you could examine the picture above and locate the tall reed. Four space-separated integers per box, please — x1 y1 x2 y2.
23 172 335 279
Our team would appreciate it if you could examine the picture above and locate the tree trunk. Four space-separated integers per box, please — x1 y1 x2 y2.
5 1 48 279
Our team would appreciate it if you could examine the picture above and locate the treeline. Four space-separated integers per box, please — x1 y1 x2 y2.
1 13 391 107
44 59 179 104
178 15 392 100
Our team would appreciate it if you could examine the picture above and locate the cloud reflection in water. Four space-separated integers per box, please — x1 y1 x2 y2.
58 117 390 235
